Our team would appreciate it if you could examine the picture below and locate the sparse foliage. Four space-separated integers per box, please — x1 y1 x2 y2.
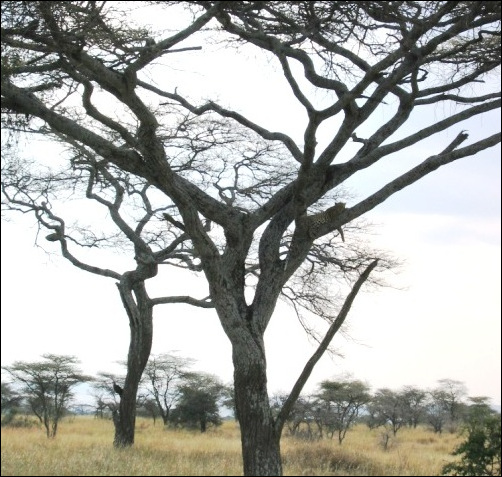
366 388 406 436
315 379 371 444
2 354 90 438
141 353 194 426
426 380 469 434
400 386 427 429
271 393 321 440
90 372 124 419
436 379 469 433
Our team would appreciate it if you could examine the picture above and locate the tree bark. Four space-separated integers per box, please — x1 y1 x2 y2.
113 272 155 447
113 310 153 446
161 412 169 426
232 330 282 476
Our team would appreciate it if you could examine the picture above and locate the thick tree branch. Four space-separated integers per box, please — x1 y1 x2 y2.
349 132 501 220
348 99 501 173
150 295 214 308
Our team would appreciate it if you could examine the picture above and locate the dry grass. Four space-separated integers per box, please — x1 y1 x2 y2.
1 418 462 476
281 425 462 476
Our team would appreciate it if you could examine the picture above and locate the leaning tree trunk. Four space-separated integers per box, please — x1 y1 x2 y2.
113 270 155 447
233 330 282 476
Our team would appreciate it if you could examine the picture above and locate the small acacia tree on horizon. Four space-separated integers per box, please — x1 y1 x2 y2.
1 2 500 476
90 372 125 420
315 378 371 444
141 353 195 426
0 382 23 426
169 371 225 433
2 354 90 438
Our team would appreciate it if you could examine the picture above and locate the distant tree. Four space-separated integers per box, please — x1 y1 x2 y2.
425 389 451 434
442 399 501 476
271 393 319 439
367 388 406 436
219 383 236 419
90 372 124 419
1 382 23 426
141 353 194 425
138 398 161 425
436 379 467 432
2 354 90 438
364 401 387 430
425 383 472 435
315 379 371 444
92 395 110 420
465 397 499 428
400 385 427 428
170 372 224 432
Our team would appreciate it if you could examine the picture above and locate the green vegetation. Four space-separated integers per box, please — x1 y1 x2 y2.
2 355 91 438
442 401 501 476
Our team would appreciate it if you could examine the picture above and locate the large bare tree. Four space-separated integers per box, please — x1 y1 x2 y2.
1 2 500 475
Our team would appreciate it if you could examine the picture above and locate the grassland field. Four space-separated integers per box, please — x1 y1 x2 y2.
1 416 463 476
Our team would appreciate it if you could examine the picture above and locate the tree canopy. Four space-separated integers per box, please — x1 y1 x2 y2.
2 354 90 438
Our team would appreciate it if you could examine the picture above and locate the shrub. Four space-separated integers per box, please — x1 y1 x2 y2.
441 414 501 476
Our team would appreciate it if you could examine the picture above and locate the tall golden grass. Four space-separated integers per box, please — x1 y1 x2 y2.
1 417 462 476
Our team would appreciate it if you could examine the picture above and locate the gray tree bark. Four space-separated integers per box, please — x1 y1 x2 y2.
232 327 283 476
113 266 156 447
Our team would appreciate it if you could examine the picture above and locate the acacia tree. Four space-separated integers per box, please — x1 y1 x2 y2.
2 354 89 438
1 2 500 476
424 379 469 434
426 388 452 434
141 353 195 425
315 379 371 444
0 382 23 426
270 393 320 439
436 378 469 432
366 388 407 436
400 385 427 428
90 372 124 420
1 155 214 447
1 0 383 460
169 372 225 432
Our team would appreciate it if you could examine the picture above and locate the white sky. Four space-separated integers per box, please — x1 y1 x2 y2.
1 6 501 406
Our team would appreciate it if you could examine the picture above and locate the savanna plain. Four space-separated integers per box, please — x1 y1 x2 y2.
1 417 463 476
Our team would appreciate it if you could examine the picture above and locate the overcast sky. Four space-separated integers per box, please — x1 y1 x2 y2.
1 5 501 406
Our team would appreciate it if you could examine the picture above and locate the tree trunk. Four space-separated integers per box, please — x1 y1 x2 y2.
225 259 378 475
162 413 169 426
233 333 282 476
114 277 154 447
114 371 140 447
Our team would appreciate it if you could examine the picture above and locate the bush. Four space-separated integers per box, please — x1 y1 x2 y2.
1 412 39 429
442 414 501 476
